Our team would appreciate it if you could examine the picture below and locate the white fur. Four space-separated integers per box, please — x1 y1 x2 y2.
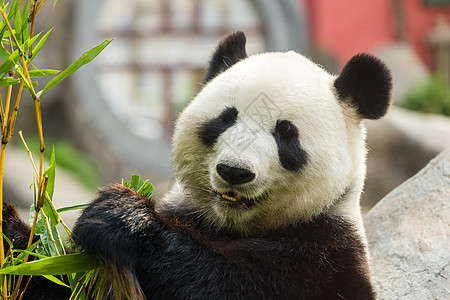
158 51 367 239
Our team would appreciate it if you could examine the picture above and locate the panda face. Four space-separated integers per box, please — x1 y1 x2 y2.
169 32 392 235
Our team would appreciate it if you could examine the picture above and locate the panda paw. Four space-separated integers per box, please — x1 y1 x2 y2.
73 184 156 266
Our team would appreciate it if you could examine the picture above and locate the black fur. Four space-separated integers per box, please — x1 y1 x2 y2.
198 107 238 147
203 31 248 84
73 185 375 300
273 120 308 171
2 203 72 300
334 53 393 119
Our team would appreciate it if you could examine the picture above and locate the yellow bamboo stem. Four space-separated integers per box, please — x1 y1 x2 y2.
5 81 24 144
27 1 37 60
18 131 38 177
2 85 12 133
17 276 32 300
0 143 7 299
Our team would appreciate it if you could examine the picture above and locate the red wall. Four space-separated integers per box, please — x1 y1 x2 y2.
302 0 450 68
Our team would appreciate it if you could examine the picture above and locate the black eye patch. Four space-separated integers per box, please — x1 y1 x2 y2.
198 107 238 147
273 120 308 171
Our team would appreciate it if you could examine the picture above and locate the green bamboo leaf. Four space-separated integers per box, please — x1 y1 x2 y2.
38 207 64 256
0 45 10 60
130 174 139 190
141 182 154 197
123 175 154 197
21 31 40 58
13 0 21 44
0 48 20 78
31 203 63 256
44 146 56 200
0 232 13 250
30 28 52 61
0 76 19 86
21 0 29 44
43 196 61 225
28 69 60 77
56 203 89 214
43 275 70 288
13 249 47 260
16 241 39 262
0 25 7 42
38 39 113 97
0 0 19 41
1 28 14 38
0 34 40 78
7 0 19 21
0 253 101 275
27 80 38 87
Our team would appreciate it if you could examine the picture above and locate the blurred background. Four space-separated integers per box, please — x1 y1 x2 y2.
3 0 450 223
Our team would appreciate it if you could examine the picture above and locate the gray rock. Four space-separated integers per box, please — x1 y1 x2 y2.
364 148 450 299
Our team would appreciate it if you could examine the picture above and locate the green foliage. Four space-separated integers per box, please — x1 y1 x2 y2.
37 38 113 97
0 253 100 276
402 74 450 116
0 33 40 78
122 174 154 198
0 0 112 298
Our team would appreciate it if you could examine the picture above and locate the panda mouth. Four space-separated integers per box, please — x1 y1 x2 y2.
217 191 243 202
215 190 264 208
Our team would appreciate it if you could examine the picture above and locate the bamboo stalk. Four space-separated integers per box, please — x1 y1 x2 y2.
2 85 12 134
5 81 24 144
17 276 32 300
18 131 38 177
0 143 6 299
26 0 46 187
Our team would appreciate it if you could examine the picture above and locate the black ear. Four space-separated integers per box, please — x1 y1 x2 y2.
203 31 248 84
334 53 393 120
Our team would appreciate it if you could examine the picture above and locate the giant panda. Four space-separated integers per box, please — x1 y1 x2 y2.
4 31 392 299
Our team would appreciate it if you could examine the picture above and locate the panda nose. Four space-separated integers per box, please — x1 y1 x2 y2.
216 164 255 185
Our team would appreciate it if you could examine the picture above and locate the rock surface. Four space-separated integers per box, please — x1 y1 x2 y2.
364 148 450 299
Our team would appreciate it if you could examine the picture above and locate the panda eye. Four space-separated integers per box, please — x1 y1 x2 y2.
275 120 297 138
198 107 238 147
273 119 307 171
277 120 290 132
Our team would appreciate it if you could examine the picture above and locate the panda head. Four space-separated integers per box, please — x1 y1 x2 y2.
170 32 392 235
